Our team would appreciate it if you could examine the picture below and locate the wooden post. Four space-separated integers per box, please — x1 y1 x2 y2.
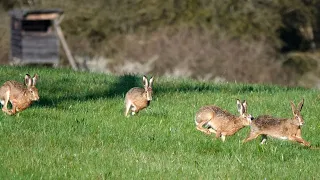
53 18 78 70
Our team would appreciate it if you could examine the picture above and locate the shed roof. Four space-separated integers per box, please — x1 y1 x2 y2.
9 9 63 20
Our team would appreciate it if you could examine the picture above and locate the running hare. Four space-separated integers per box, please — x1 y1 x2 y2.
195 99 253 141
125 75 153 116
0 74 39 115
243 99 310 147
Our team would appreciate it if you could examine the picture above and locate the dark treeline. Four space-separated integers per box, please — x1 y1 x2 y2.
1 0 320 86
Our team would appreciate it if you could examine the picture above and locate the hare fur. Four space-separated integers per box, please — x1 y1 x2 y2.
0 74 39 115
195 99 253 141
125 75 153 116
243 99 310 147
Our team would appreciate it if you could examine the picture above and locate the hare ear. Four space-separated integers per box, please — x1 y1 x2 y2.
149 76 154 87
290 101 296 115
237 99 244 115
242 100 247 113
297 99 304 112
143 75 148 88
24 74 32 87
32 74 38 87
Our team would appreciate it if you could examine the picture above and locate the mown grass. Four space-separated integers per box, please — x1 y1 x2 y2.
0 66 319 179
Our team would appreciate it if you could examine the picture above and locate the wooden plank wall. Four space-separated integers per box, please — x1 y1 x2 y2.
10 18 22 60
21 33 59 63
10 18 60 64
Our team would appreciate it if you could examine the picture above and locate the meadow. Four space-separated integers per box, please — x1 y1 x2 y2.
0 66 319 179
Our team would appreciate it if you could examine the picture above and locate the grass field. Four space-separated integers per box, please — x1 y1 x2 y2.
0 66 319 179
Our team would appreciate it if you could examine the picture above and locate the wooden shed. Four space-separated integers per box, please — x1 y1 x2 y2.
9 9 63 66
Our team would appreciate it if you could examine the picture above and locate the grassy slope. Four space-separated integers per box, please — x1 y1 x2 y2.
0 66 319 179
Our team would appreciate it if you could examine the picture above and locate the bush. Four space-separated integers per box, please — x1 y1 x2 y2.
108 26 288 85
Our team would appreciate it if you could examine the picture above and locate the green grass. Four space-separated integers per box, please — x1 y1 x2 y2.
0 66 319 179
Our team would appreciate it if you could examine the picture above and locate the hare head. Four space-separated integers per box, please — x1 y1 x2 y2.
290 99 304 126
237 99 253 126
25 74 39 101
143 75 153 101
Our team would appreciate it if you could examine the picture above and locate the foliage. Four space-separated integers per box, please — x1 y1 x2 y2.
0 0 320 85
1 0 318 54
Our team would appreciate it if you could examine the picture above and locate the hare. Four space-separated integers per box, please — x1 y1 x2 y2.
0 74 39 115
243 99 310 147
125 75 154 116
195 99 253 141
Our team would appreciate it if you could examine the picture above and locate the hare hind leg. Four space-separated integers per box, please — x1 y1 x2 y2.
1 90 12 115
125 100 132 117
196 121 212 135
243 131 261 143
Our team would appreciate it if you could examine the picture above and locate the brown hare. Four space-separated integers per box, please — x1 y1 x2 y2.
0 74 39 115
125 75 153 117
243 99 310 147
195 99 253 141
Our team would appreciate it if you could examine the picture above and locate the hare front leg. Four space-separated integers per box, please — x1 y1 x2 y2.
260 135 268 144
289 135 310 147
131 105 138 115
214 131 226 142
296 128 302 138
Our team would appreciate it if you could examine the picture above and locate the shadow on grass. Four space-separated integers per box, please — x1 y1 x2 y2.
155 80 305 96
106 74 140 98
34 74 141 108
33 74 306 109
